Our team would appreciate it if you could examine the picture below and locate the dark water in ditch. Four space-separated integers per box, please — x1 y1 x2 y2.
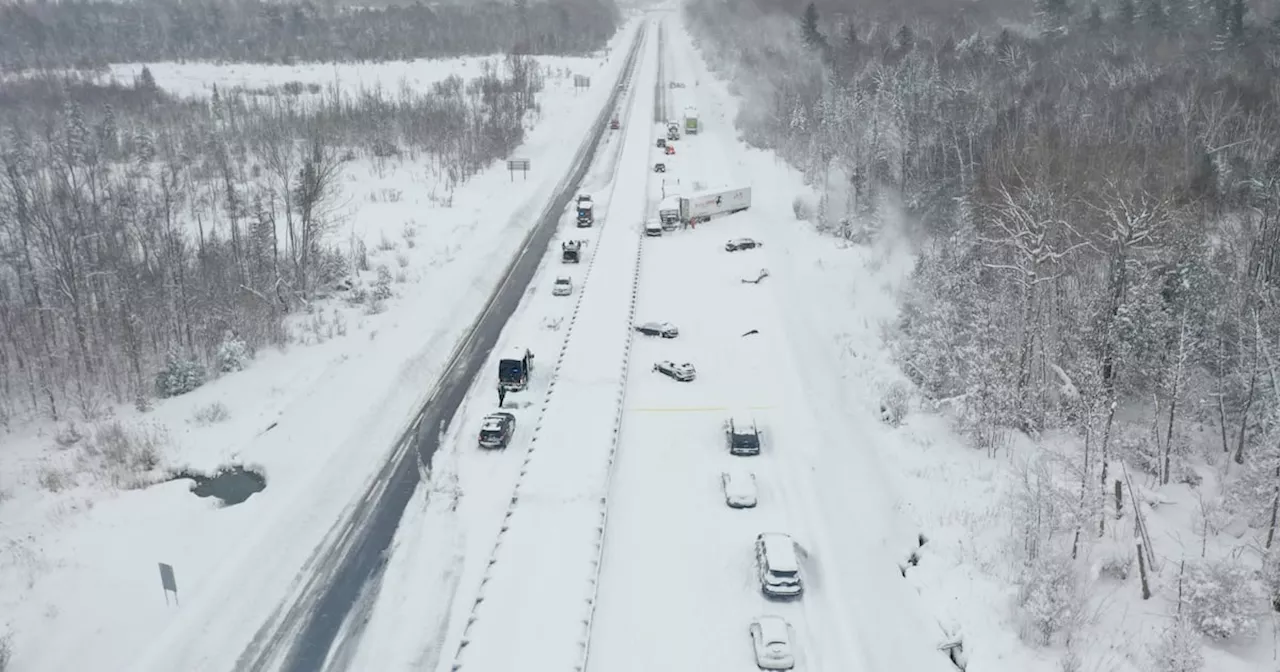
170 465 267 506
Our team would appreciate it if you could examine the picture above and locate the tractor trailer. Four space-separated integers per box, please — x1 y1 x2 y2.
683 106 699 135
679 186 751 224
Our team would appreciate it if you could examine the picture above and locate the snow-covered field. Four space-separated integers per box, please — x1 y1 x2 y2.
108 55 605 99
0 20 640 672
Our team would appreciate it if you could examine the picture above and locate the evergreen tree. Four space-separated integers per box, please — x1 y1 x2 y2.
800 2 827 50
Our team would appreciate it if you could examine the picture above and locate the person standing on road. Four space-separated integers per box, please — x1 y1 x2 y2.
498 386 507 408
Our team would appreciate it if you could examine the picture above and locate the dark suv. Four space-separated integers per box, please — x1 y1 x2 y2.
726 416 761 456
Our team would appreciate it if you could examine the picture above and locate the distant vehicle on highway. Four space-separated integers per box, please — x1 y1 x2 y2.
610 117 620 130
653 360 696 382
635 321 679 338
552 276 573 296
749 615 796 670
664 144 676 155
755 532 804 598
657 138 666 148
654 162 666 173
478 412 516 449
644 219 664 237
726 237 762 252
721 471 758 508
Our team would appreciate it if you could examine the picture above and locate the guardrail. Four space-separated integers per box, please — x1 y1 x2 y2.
448 23 649 672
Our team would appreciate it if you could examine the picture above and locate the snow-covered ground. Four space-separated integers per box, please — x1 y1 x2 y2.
107 55 605 99
587 13 952 672
0 20 641 672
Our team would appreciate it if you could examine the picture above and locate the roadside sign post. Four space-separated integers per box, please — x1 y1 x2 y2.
158 562 179 606
506 158 530 182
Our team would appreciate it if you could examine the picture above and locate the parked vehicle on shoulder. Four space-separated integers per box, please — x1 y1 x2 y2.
653 360 696 382
654 162 666 173
721 471 758 508
755 533 803 598
726 237 762 252
657 138 666 148
749 615 796 670
552 276 573 296
478 412 516 449
726 414 761 456
562 239 584 263
498 347 534 391
635 321 679 338
644 219 664 237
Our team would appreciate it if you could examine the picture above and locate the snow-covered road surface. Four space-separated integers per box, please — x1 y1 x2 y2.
587 13 954 672
447 18 658 672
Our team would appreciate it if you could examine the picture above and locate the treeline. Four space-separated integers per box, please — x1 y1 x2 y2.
0 56 543 425
0 0 621 69
687 0 1280 652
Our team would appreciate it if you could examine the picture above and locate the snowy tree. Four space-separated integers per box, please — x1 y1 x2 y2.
1180 559 1264 639
1147 616 1204 672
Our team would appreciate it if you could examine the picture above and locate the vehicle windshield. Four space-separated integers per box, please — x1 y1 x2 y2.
732 433 758 448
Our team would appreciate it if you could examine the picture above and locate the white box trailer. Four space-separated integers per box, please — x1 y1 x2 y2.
679 186 751 224
683 106 699 135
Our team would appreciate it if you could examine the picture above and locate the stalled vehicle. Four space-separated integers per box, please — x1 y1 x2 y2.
634 321 679 338
478 412 516 449
726 237 762 252
575 194 594 227
562 240 583 263
653 360 696 382
552 276 573 296
726 414 761 456
721 471 758 508
498 347 534 391
755 533 804 598
644 219 664 237
680 186 752 224
653 162 666 173
749 615 797 670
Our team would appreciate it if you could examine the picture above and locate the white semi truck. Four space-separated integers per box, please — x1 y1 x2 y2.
658 194 681 229
683 106 699 135
679 186 751 224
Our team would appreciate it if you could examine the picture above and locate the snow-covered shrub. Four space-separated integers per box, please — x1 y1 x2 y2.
1016 551 1083 645
216 332 250 373
155 351 206 398
1180 558 1264 639
372 265 393 301
1097 545 1134 581
89 420 164 474
1147 616 1203 672
192 402 230 425
792 195 815 221
0 631 11 671
880 382 910 426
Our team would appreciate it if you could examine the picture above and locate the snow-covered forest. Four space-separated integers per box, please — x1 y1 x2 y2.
0 1 619 427
0 0 621 67
687 0 1280 666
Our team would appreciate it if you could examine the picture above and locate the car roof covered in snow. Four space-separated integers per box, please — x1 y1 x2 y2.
758 533 798 571
754 615 790 644
579 201 594 209
483 412 513 426
502 347 528 361
555 276 571 282
723 471 755 493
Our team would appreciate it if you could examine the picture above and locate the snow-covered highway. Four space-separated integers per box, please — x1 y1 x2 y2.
586 13 954 672
447 17 659 672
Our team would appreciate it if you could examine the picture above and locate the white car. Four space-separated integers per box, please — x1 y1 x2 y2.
726 237 762 252
653 360 696 382
634 321 679 338
721 471 757 508
749 615 796 670
644 219 664 237
552 276 573 296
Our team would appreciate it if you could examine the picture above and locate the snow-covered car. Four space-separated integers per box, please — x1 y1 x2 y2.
755 532 803 598
478 412 516 449
657 138 667 148
726 237 762 252
654 163 666 173
635 321 679 338
749 615 796 670
552 276 573 296
664 144 676 155
721 471 758 508
653 360 696 382
644 219 664 237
